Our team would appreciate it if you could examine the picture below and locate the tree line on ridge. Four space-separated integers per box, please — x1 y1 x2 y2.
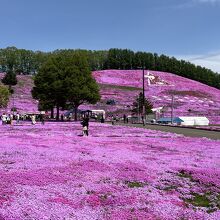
0 47 219 89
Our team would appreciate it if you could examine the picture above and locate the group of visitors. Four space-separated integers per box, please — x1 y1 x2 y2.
111 114 129 125
1 113 20 125
111 115 118 125
123 114 129 123
1 110 92 137
1 112 45 125
28 114 45 125
0 111 111 137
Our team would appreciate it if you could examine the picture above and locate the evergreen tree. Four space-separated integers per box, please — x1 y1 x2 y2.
1 46 220 89
2 70 17 93
32 51 100 121
32 55 66 120
2 70 17 86
0 84 10 108
132 92 153 115
63 52 100 121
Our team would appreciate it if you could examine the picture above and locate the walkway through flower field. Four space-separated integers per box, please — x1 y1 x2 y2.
0 122 219 219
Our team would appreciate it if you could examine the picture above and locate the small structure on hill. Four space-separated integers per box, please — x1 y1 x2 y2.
90 110 106 120
151 107 163 120
157 116 209 126
106 99 116 105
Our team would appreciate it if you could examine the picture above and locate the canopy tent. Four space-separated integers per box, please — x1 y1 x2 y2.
178 117 209 126
157 116 209 126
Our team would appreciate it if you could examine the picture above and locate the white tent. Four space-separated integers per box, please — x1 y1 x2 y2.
178 117 209 126
91 110 106 119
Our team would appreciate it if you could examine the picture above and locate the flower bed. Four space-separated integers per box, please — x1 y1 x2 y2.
92 70 220 124
0 122 219 219
1 70 220 124
0 74 38 114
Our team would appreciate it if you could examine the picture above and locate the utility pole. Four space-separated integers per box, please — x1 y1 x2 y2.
142 67 145 125
171 94 174 124
12 94 15 116
138 98 140 122
137 65 146 125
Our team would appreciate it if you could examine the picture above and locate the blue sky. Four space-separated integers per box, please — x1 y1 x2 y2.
0 0 220 72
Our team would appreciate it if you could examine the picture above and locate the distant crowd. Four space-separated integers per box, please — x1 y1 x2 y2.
1 112 45 125
111 114 129 125
0 111 133 137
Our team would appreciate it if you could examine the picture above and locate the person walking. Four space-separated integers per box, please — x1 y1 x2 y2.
10 114 14 125
39 113 45 125
1 113 7 125
101 115 105 123
111 115 115 125
31 115 36 125
6 114 10 124
16 113 20 124
81 115 89 136
123 114 126 123
41 114 45 125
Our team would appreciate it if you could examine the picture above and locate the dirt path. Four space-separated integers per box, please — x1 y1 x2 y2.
113 122 220 140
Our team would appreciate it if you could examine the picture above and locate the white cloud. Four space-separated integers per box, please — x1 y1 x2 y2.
176 52 220 73
157 0 220 10
164 0 220 10
194 0 220 3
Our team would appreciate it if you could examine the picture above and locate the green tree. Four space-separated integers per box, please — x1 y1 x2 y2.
32 51 100 120
2 70 17 86
1 47 18 71
32 55 66 120
2 70 17 93
132 92 153 115
37 100 55 118
63 52 100 120
1 46 220 89
0 84 10 108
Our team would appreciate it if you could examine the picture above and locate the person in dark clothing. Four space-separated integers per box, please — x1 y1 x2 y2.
39 114 45 125
123 114 126 123
111 115 114 125
41 114 45 125
101 115 105 123
81 116 89 136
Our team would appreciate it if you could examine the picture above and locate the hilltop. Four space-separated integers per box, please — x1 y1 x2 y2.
92 70 220 124
1 70 220 124
0 74 38 114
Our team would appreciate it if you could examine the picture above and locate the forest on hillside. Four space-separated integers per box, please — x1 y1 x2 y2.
0 47 219 89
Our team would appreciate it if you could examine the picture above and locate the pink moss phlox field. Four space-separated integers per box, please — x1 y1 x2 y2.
0 122 220 219
92 70 220 124
1 70 220 124
0 74 38 114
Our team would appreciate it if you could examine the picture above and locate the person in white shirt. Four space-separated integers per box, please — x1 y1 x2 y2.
1 113 7 125
31 115 36 125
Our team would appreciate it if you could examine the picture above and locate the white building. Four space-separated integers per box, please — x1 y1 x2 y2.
178 117 209 126
157 116 209 126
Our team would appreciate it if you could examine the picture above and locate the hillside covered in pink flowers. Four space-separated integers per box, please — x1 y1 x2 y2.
1 70 220 124
93 70 220 124
0 70 220 219
0 74 38 114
